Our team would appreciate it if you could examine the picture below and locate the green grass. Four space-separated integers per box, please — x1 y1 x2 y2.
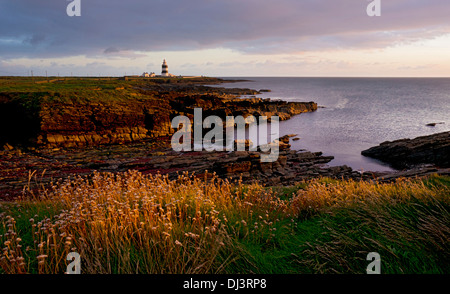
0 201 66 274
0 76 225 111
222 175 450 274
1 173 449 274
0 76 223 93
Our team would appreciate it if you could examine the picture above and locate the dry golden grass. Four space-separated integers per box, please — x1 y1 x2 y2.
290 177 448 216
1 170 288 274
1 171 449 274
290 178 450 273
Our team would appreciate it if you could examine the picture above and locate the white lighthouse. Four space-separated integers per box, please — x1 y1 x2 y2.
161 59 169 77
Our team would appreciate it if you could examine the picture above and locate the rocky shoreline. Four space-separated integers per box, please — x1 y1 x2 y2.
0 77 320 199
1 77 449 200
0 78 316 149
0 134 382 200
360 131 450 182
2 130 450 200
362 131 450 169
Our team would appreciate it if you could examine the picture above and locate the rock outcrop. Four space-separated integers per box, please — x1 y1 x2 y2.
0 134 374 200
38 99 173 148
0 79 317 149
361 131 450 169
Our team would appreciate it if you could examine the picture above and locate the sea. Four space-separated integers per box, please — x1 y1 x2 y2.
215 77 450 172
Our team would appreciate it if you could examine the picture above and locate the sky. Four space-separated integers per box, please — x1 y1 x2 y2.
1 0 450 77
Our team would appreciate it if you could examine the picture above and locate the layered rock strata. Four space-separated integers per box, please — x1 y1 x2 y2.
1 86 316 149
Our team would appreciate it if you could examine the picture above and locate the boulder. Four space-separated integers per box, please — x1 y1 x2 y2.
362 131 450 168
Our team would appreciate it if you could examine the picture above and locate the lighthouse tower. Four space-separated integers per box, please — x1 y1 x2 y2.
161 59 169 77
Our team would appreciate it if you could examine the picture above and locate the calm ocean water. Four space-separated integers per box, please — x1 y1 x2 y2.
217 77 450 172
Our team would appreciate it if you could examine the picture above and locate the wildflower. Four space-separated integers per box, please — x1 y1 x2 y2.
175 240 182 246
185 232 200 239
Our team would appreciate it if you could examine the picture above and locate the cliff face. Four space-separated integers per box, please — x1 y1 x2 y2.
38 99 173 148
170 95 317 121
1 82 317 149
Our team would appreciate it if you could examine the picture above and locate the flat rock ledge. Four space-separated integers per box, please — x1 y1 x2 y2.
2 133 449 200
0 135 375 200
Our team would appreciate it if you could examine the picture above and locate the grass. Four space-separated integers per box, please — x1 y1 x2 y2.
0 76 224 113
0 76 223 93
0 171 449 274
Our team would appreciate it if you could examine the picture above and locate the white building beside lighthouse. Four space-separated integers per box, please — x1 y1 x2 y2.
140 59 179 78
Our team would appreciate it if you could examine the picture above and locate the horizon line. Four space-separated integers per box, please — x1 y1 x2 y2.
1 75 450 79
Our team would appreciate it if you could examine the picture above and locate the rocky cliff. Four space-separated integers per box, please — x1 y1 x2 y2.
0 78 317 149
38 98 173 148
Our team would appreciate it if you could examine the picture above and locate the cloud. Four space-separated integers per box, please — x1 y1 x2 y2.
102 47 147 59
397 64 437 71
23 34 47 46
0 0 449 60
104 47 120 54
